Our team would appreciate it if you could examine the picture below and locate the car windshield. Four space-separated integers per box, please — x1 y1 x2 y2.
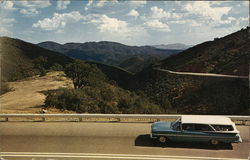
171 119 181 131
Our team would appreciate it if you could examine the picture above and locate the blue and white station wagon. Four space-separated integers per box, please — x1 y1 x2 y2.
151 115 242 145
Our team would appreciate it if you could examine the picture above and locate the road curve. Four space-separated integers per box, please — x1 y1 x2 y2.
0 122 249 160
154 68 249 79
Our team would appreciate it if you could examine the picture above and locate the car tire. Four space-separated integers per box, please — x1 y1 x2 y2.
211 139 219 145
159 136 167 143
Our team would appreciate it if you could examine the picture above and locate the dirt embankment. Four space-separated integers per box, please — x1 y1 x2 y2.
0 71 74 113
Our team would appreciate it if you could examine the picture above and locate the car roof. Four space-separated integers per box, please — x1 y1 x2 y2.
181 115 234 125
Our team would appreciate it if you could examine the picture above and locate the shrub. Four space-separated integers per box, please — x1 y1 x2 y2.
65 60 107 89
0 82 12 95
50 63 64 71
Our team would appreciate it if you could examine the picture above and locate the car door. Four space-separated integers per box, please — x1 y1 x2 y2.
181 124 213 143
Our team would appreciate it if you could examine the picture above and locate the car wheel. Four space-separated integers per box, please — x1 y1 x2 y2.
159 136 167 143
211 139 219 145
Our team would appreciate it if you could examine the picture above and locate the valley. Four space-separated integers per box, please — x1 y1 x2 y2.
0 27 249 115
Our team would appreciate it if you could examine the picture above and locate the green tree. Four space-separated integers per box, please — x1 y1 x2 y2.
65 60 106 89
50 63 64 71
33 56 48 76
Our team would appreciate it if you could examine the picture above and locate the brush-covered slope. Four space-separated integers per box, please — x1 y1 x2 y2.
118 56 161 73
156 27 250 76
0 37 73 81
86 61 133 88
128 28 249 115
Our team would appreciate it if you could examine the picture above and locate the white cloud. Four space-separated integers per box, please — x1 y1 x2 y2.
184 1 231 21
84 0 118 11
150 6 170 19
20 8 39 16
96 1 106 8
240 17 249 21
15 0 51 16
15 0 51 9
57 0 71 10
128 9 139 18
0 18 15 36
0 27 12 36
127 1 147 8
32 11 84 31
1 18 15 24
86 14 149 44
84 0 93 11
91 15 129 34
144 19 171 32
0 1 15 10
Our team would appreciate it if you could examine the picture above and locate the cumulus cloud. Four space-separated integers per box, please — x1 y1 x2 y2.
90 15 129 34
144 19 171 32
15 0 51 9
184 1 231 21
20 8 39 16
57 0 71 10
150 6 170 19
87 14 148 44
15 0 51 16
128 9 139 18
0 18 15 36
0 1 15 10
84 0 93 11
127 1 147 8
32 11 84 31
84 0 118 11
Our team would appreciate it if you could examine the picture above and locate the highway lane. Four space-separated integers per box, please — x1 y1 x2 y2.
0 122 249 160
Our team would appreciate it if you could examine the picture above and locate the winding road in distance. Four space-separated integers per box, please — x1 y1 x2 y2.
0 122 249 160
154 68 249 79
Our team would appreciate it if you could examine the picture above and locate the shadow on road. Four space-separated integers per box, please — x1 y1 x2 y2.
134 134 233 150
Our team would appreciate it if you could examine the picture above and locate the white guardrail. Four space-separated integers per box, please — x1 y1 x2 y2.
0 114 249 125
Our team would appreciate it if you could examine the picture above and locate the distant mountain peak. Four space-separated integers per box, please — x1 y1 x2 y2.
152 43 192 50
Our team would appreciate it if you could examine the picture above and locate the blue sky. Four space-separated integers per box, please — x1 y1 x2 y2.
0 0 249 46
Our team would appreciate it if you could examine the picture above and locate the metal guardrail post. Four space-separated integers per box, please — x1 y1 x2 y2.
117 118 121 122
42 117 46 122
79 117 83 122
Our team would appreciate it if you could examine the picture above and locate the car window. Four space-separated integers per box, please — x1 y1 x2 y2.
182 123 195 131
182 124 214 132
194 124 214 131
172 122 181 131
211 125 234 131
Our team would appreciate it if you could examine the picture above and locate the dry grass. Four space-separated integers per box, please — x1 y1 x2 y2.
0 71 74 114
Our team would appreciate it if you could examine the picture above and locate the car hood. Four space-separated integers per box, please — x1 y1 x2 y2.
151 121 173 132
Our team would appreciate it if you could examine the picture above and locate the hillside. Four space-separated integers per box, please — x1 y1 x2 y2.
0 37 73 82
0 72 73 113
38 41 181 71
86 61 133 88
128 28 249 115
118 56 161 73
155 27 250 76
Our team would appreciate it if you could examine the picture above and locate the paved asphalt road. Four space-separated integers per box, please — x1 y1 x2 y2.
0 122 249 160
154 68 249 79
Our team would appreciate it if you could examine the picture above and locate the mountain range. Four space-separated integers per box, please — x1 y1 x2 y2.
37 41 182 73
0 27 248 115
152 43 191 50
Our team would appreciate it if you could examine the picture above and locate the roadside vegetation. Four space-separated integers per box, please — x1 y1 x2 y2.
44 60 164 114
0 82 12 95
